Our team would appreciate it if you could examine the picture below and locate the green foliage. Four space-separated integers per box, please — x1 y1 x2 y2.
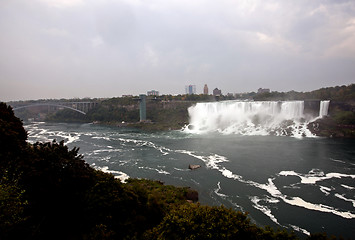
253 84 355 101
146 101 191 129
46 108 88 122
0 103 27 177
145 203 297 240
306 232 344 240
333 111 355 125
86 104 139 123
84 172 141 239
0 177 27 238
308 84 355 101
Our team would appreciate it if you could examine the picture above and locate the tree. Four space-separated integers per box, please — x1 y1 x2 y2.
0 103 27 179
145 203 297 240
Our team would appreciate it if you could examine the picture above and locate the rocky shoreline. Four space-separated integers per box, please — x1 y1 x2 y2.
308 117 355 138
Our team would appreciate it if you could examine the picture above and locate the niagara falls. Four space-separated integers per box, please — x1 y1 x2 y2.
185 100 330 138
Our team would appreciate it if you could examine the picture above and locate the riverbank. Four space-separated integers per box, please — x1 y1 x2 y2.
308 117 355 138
91 119 186 131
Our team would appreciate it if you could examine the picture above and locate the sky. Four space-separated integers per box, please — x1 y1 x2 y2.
1 0 355 101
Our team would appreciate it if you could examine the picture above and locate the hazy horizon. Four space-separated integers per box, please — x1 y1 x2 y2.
1 0 355 101
4 83 354 103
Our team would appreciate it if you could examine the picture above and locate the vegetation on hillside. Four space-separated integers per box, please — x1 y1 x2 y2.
1 102 344 239
253 84 355 101
10 84 355 134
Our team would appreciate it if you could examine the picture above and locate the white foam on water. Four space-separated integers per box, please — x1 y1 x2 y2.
331 158 355 166
331 158 346 164
177 149 355 220
335 194 355 208
252 178 283 196
190 178 200 186
319 186 332 196
289 224 310 236
92 136 111 141
97 166 130 182
27 126 82 145
189 152 355 220
279 169 355 184
138 166 170 175
250 196 280 225
118 137 171 155
99 156 111 162
265 196 280 204
221 168 243 181
92 149 122 155
173 167 190 172
214 182 228 198
341 184 355 190
55 131 80 144
175 150 228 170
282 196 355 219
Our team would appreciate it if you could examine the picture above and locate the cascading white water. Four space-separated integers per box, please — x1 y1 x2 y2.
185 100 315 137
319 100 330 117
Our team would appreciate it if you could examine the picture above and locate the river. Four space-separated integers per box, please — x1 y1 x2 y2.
25 121 355 238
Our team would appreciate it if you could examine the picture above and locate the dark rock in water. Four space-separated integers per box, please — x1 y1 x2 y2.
188 124 194 130
189 164 201 170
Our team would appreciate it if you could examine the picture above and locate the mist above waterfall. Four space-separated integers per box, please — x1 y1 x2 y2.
186 101 329 137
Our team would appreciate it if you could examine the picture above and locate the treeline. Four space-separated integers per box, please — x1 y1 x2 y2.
254 84 355 101
45 97 140 123
45 97 192 129
1 102 343 239
15 84 355 131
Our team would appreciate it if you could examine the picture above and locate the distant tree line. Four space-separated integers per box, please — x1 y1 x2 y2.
10 84 355 132
253 84 355 101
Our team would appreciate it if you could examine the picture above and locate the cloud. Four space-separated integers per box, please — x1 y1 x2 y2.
43 28 69 37
38 0 84 8
0 0 354 101
91 36 104 47
143 44 159 67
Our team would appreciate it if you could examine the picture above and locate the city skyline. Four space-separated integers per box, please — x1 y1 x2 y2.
1 0 355 101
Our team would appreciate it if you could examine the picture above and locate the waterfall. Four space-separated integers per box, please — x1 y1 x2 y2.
319 100 330 117
186 100 315 137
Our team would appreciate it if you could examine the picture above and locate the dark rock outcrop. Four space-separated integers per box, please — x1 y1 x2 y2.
189 164 201 170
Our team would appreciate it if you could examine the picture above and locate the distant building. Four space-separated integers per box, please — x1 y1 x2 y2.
147 90 159 96
203 84 209 95
258 88 270 94
185 85 196 95
213 88 222 96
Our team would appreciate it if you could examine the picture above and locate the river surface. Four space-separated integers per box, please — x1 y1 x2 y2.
25 122 355 238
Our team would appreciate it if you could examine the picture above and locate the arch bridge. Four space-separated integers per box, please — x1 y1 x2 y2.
12 101 98 115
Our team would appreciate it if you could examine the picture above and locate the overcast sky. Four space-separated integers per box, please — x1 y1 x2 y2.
1 0 355 101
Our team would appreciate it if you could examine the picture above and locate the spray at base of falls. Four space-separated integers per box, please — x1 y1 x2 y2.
185 100 330 138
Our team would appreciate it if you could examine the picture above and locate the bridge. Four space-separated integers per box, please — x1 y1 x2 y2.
11 101 98 115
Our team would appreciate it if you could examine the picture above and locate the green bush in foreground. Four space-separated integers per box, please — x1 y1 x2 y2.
145 203 297 240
